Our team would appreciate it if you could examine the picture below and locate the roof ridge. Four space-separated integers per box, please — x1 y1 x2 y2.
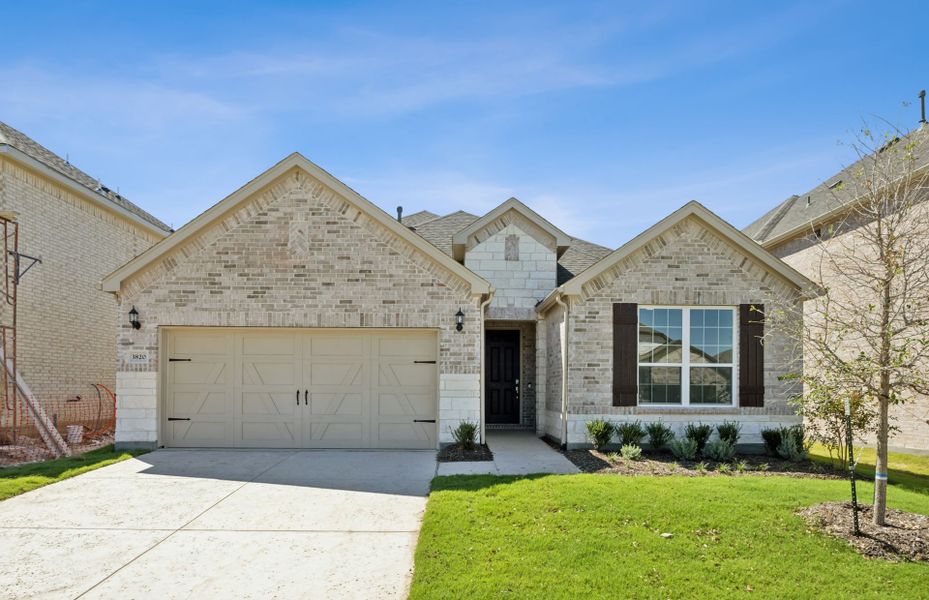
754 194 799 241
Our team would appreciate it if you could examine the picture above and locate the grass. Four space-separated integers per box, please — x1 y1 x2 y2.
0 444 145 501
410 474 929 599
809 443 929 494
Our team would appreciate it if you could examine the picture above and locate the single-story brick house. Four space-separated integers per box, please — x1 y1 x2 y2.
102 153 817 450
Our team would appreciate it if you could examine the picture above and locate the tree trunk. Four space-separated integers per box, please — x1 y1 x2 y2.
873 391 889 526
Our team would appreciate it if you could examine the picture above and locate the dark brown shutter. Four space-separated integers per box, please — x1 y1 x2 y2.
739 303 765 407
613 303 638 407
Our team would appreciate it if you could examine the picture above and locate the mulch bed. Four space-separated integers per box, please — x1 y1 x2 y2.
437 443 494 462
799 502 929 563
562 447 843 479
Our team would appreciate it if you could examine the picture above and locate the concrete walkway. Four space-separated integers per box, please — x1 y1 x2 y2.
0 449 437 599
437 431 579 476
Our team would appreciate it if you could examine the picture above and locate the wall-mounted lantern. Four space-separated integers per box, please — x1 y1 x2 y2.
455 308 465 332
128 306 141 330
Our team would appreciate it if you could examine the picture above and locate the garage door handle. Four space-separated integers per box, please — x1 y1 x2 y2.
413 419 436 423
168 417 191 421
296 390 300 406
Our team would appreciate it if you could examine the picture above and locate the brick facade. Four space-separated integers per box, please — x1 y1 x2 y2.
771 209 929 452
0 156 162 423
542 216 805 448
113 167 482 447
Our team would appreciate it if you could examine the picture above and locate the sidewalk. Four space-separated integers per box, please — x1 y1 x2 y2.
437 430 579 476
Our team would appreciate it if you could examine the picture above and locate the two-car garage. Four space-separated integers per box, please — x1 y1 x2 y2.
162 328 438 450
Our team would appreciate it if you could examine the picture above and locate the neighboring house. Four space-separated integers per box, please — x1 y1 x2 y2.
103 153 815 451
0 122 172 429
745 124 929 452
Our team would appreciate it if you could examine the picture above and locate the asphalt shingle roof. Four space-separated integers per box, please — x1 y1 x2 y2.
745 126 929 245
401 210 440 228
0 121 172 233
410 208 611 285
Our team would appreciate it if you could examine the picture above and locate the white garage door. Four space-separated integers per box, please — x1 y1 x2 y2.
163 329 438 449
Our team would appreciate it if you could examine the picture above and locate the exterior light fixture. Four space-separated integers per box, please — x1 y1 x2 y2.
128 306 141 330
455 308 464 332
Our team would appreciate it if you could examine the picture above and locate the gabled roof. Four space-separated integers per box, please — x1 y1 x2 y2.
0 121 172 235
450 197 571 261
539 200 820 312
101 153 492 295
746 125 929 248
413 211 481 255
401 210 440 228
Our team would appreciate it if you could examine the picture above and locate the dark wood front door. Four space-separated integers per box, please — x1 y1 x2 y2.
486 330 520 424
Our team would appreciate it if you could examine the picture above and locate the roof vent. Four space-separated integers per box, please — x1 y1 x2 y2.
920 89 927 125
806 196 812 207
396 206 403 223
827 180 842 190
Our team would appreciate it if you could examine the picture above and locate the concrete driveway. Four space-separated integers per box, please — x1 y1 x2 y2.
0 449 437 599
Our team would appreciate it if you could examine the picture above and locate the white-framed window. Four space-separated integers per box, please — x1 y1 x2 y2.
637 306 738 407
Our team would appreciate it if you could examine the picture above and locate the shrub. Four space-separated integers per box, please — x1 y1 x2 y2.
683 423 712 453
669 437 698 461
777 434 806 462
734 460 748 473
586 419 614 451
615 421 647 447
716 421 741 446
620 444 642 460
645 422 674 451
696 461 708 473
451 421 478 450
717 462 732 475
703 439 736 462
761 427 782 456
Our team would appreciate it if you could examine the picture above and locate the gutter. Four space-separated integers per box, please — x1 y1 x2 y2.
553 292 570 449
0 145 171 238
478 290 495 444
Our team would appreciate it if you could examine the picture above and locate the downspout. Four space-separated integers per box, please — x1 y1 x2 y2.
478 290 495 445
553 293 570 449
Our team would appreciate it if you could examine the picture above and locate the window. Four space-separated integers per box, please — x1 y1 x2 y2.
638 307 736 406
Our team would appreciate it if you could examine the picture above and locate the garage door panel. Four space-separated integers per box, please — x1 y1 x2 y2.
164 329 437 449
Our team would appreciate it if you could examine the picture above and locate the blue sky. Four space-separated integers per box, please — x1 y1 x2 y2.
1 1 925 246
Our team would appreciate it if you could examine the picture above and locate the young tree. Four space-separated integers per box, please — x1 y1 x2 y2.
772 124 929 526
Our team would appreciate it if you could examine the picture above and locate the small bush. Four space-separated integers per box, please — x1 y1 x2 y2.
683 423 712 453
761 427 782 456
776 434 806 462
606 452 621 463
620 444 643 460
717 462 732 475
703 439 736 462
757 462 770 472
716 421 741 446
586 419 614 451
734 460 748 473
669 437 698 461
696 461 708 473
645 422 674 451
615 421 647 447
451 421 478 450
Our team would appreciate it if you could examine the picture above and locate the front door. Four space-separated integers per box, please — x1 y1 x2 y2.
486 330 520 424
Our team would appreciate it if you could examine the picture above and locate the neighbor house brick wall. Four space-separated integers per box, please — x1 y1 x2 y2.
0 156 162 426
771 211 929 452
465 221 556 320
553 216 804 448
114 168 481 447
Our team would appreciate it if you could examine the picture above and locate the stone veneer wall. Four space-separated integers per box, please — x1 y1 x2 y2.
0 156 162 418
465 220 556 321
550 216 804 448
485 320 536 429
771 209 929 452
114 168 481 448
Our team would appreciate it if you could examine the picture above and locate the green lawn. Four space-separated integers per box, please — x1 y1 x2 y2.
411 474 929 599
0 445 145 501
809 444 929 494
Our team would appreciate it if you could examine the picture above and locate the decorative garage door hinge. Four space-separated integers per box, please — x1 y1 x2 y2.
413 419 436 423
168 358 192 362
167 417 191 421
413 360 436 364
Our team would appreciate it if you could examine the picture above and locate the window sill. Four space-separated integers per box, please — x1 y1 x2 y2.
634 406 740 415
